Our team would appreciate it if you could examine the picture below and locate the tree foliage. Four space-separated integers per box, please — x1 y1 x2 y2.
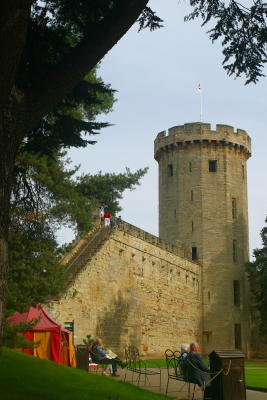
9 149 91 313
76 167 149 216
247 217 267 335
12 149 95 236
12 65 116 234
24 68 115 156
9 186 69 313
186 0 267 84
3 318 39 349
82 334 95 346
8 149 89 314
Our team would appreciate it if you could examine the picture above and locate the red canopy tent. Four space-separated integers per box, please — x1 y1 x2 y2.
8 304 76 367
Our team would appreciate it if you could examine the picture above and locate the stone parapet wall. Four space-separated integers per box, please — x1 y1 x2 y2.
117 220 185 259
61 225 99 266
154 122 251 160
48 229 202 357
63 220 186 268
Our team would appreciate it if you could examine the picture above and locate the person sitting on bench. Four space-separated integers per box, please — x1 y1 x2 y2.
179 343 189 376
184 342 212 400
90 338 126 377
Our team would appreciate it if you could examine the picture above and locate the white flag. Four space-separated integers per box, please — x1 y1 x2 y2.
197 83 202 92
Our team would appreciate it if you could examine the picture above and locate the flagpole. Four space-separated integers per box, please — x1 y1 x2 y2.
197 83 203 122
200 88 203 122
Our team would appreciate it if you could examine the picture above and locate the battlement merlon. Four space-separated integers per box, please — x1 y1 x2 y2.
154 122 252 160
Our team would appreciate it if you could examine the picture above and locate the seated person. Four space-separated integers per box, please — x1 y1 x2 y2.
184 342 211 400
90 338 126 377
180 343 189 359
179 343 189 376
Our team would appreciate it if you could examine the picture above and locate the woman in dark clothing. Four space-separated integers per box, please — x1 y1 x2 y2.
90 338 126 377
185 343 211 400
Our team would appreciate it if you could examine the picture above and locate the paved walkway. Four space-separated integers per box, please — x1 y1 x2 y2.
247 390 267 400
113 369 267 400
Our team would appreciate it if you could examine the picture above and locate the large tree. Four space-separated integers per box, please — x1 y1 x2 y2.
186 0 267 84
247 217 267 336
0 0 161 347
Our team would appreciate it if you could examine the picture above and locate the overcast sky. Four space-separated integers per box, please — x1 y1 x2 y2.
58 0 267 257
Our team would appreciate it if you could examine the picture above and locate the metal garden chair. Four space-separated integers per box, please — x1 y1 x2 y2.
165 349 197 399
124 345 161 390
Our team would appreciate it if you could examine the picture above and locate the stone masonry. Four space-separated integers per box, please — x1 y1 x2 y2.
48 225 202 357
155 122 251 356
48 121 261 358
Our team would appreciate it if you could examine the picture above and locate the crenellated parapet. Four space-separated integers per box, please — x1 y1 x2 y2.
116 219 186 259
154 122 251 160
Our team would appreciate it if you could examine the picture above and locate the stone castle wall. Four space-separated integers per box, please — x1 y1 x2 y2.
155 122 251 355
48 228 202 357
46 121 265 358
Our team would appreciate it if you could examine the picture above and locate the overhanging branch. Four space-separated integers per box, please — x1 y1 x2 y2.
25 0 149 131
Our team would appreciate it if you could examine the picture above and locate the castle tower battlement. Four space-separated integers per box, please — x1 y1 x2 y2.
154 122 251 161
155 121 251 355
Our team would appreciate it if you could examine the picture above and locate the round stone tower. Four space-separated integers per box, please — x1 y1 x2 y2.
154 122 251 355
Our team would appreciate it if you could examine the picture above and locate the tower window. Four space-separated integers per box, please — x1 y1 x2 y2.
192 247 197 260
233 240 237 263
167 164 173 177
234 323 242 350
191 220 194 232
233 280 240 307
189 161 192 172
191 190 194 201
232 198 237 219
242 165 245 180
209 160 217 172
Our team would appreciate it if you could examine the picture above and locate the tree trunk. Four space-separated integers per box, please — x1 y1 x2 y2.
0 108 22 350
0 0 30 353
0 240 8 350
0 0 31 112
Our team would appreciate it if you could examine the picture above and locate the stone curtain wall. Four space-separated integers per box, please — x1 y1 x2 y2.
48 229 202 357
117 220 185 259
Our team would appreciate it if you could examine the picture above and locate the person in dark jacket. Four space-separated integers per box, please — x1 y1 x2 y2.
184 342 211 400
90 338 126 377
179 343 189 376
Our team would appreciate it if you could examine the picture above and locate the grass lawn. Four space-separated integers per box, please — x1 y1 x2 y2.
3 349 266 400
0 348 168 400
142 359 165 368
245 362 267 368
245 370 267 389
